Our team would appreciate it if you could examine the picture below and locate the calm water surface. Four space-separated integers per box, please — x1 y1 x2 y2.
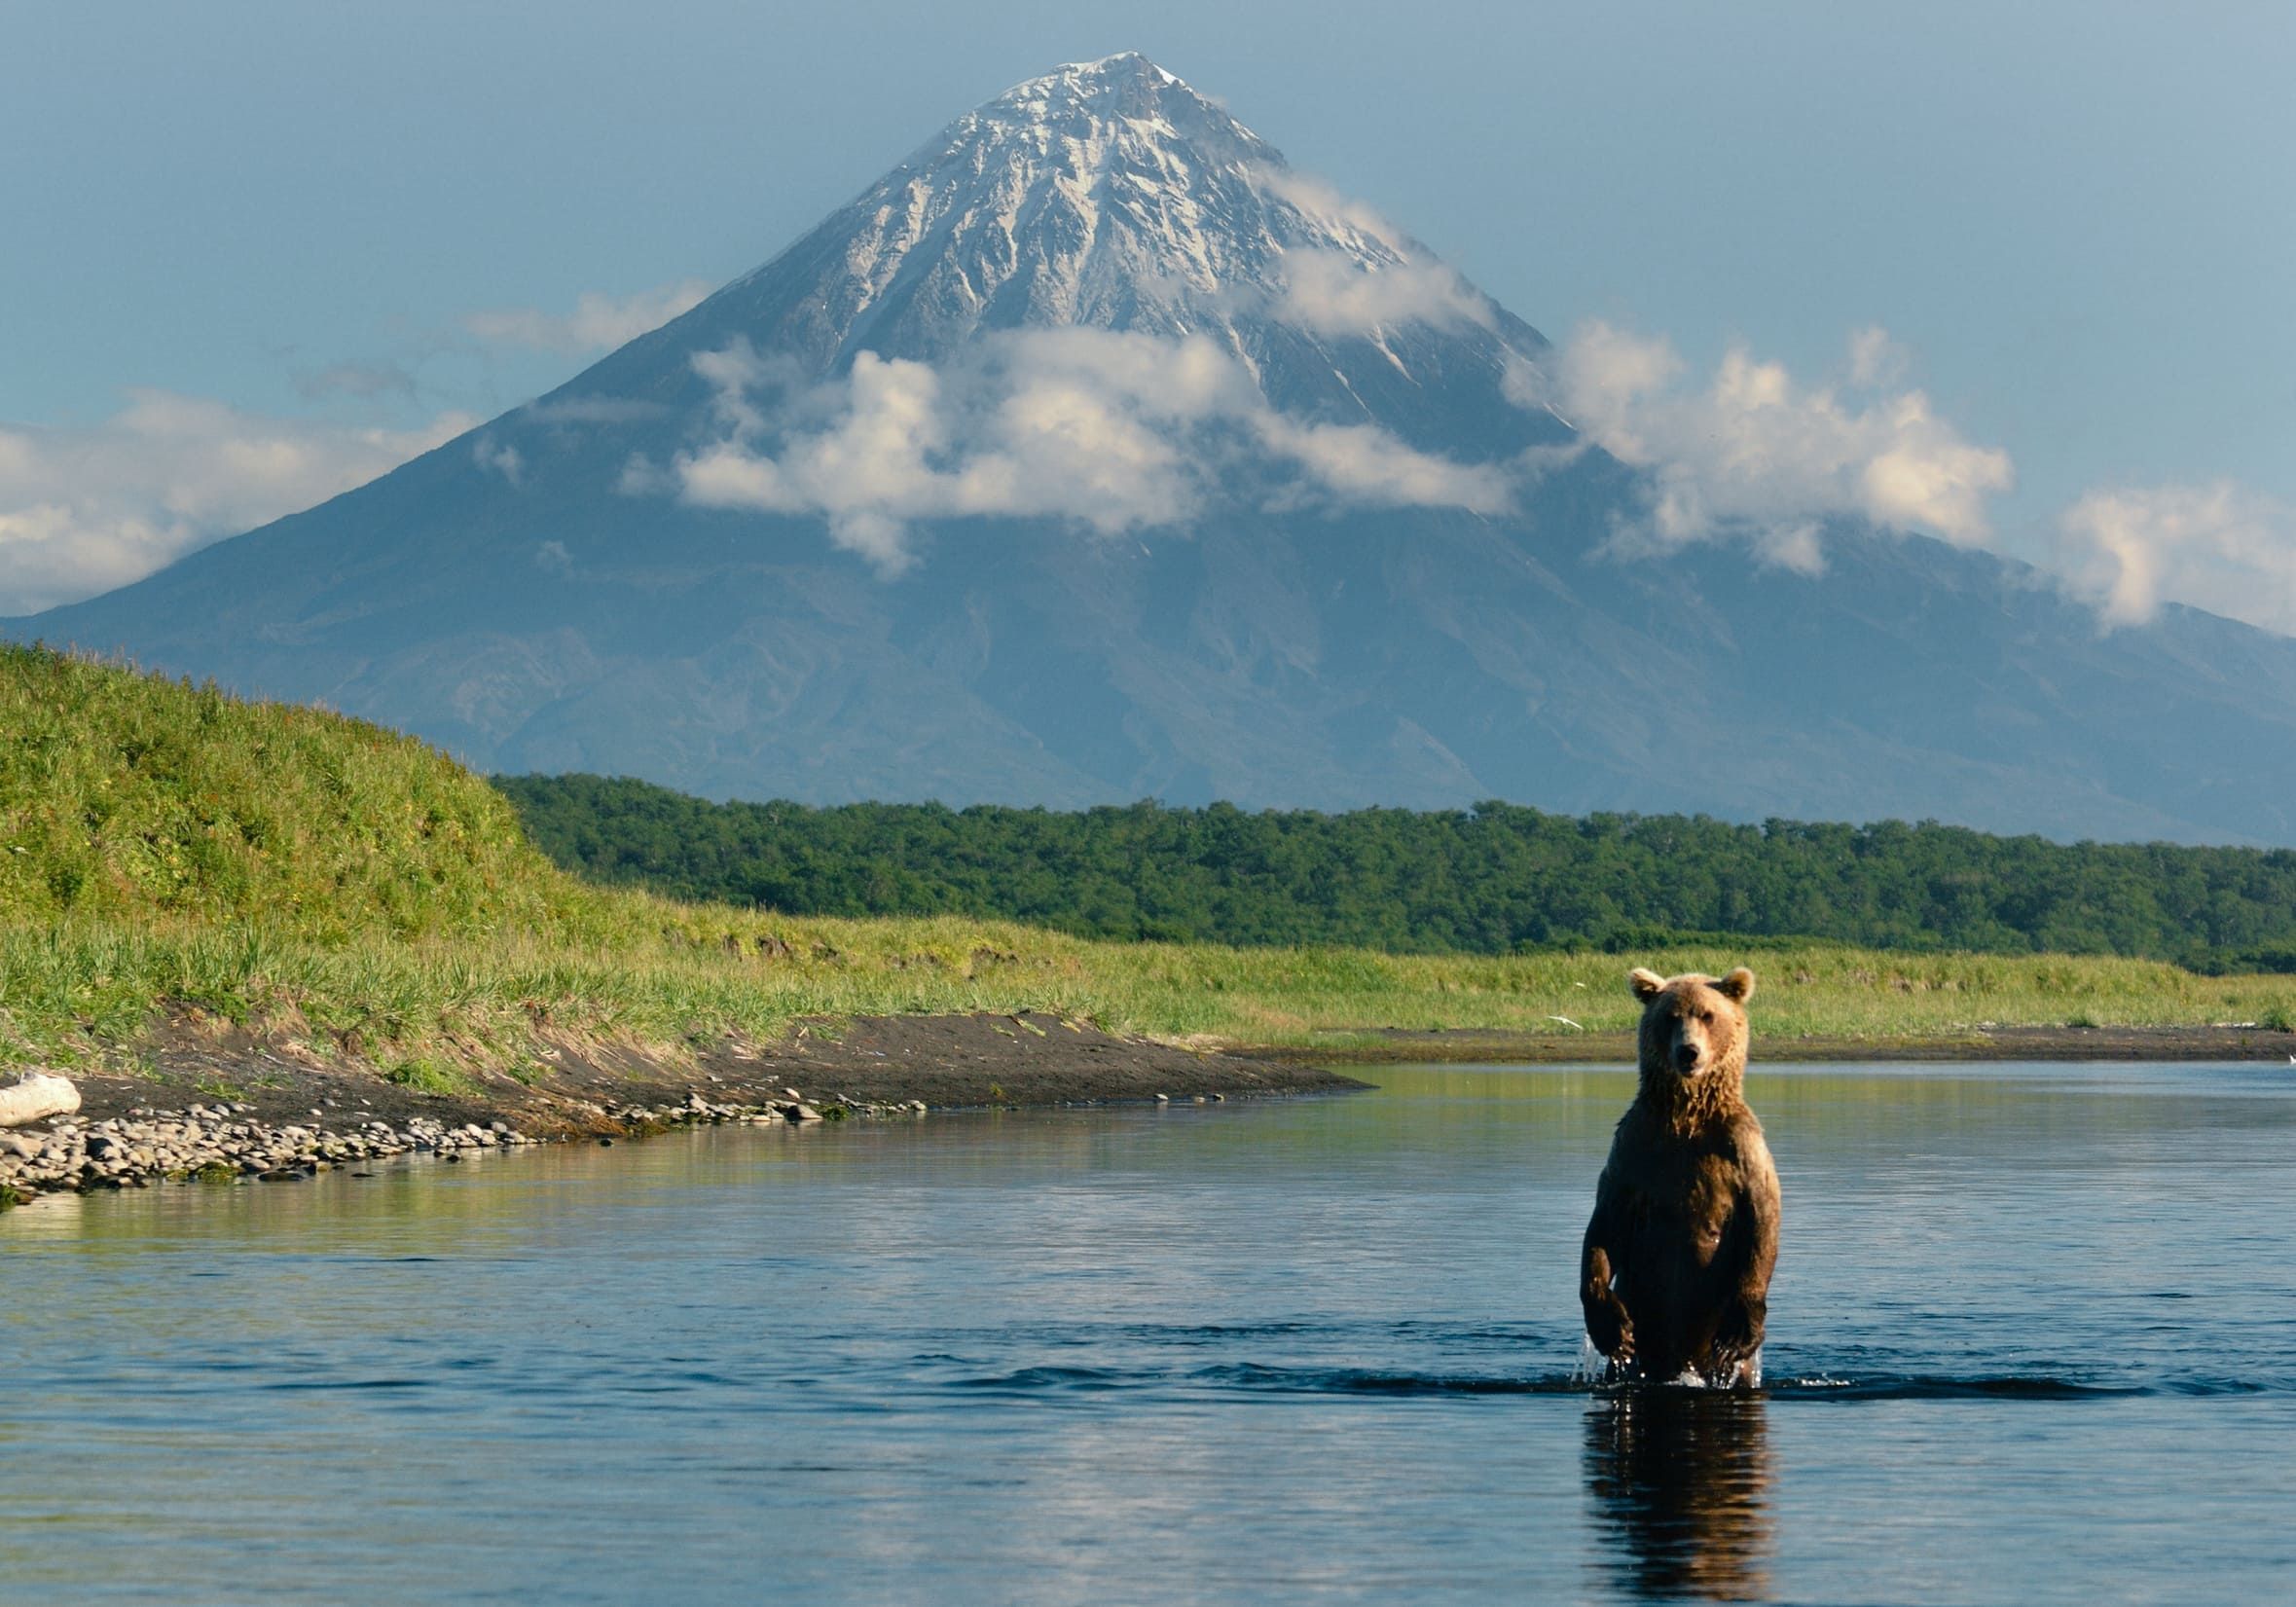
5 1061 2293 1603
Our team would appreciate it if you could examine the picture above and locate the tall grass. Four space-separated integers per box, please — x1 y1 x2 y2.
5 912 2292 1078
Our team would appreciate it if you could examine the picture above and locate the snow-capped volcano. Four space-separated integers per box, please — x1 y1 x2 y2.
18 55 2296 843
593 52 1557 457
757 51 1326 355
723 53 1535 369
573 54 1560 574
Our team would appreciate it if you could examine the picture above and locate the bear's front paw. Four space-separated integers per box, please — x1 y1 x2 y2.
1713 1297 1765 1362
1586 1296 1635 1363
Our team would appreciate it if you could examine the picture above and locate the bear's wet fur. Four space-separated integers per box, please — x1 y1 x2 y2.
1581 967 1781 1386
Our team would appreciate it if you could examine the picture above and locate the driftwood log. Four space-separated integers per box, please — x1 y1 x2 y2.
0 1073 80 1128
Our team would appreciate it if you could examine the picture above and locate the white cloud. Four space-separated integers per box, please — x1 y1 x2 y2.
473 436 524 486
983 328 1261 420
1547 321 2014 567
1273 248 1495 338
953 362 1192 532
0 392 474 614
1542 322 1682 461
464 278 713 354
1846 325 1909 389
1248 167 1411 256
2057 482 2296 635
1255 417 1512 514
676 442 790 510
689 341 806 437
664 327 1510 572
1500 350 1559 414
1537 320 2296 633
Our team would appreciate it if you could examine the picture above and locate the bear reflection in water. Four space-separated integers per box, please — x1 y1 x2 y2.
1585 1391 1774 1602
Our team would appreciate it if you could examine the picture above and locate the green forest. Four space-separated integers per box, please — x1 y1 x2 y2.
493 775 2296 971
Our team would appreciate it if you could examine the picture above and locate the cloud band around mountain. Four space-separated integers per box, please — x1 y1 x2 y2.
655 312 2017 582
10 314 2287 642
1271 248 1496 338
656 328 1513 572
1533 321 2016 571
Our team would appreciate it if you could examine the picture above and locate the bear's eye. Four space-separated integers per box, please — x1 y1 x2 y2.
1696 1009 1714 1024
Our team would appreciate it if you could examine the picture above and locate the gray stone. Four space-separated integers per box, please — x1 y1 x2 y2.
0 1073 81 1128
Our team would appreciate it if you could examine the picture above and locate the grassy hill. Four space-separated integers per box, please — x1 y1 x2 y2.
3 643 571 939
2 644 2291 1090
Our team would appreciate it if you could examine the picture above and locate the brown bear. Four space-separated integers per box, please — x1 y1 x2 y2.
1580 967 1780 1386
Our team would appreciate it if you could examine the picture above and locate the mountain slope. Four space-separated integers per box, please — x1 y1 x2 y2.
17 54 2296 844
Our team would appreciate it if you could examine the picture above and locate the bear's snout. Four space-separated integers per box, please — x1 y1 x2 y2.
1672 1038 1704 1076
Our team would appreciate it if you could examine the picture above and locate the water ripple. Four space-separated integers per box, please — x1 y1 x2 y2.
939 1361 2279 1402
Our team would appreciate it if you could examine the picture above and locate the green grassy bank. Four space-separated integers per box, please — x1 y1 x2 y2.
4 644 2291 1088
9 920 2293 1086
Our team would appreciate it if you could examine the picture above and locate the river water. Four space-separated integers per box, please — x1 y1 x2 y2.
4 1061 2292 1603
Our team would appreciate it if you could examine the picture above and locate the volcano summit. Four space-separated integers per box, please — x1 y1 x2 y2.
19 54 2296 841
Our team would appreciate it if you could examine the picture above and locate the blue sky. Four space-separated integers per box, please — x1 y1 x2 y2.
3 0 2290 624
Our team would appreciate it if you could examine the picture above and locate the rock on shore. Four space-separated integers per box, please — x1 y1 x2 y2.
0 1071 81 1127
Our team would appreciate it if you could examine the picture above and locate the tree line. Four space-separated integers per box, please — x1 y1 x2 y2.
492 774 2296 969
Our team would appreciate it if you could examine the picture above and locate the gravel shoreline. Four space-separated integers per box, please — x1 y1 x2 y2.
0 1009 1367 1206
0 1085 927 1204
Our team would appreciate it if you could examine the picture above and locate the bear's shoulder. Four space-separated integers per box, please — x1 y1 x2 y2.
1705 1109 1777 1189
1693 1101 1768 1150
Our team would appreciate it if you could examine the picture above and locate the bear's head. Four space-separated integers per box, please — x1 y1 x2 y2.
1628 967 1757 1121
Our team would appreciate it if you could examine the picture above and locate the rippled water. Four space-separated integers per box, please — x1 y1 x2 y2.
5 1061 2294 1603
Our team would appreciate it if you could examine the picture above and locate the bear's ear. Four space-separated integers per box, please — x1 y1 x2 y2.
1714 967 1757 1002
1628 968 1666 1002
